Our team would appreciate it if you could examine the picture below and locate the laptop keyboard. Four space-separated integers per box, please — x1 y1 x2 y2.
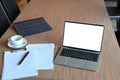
60 48 99 62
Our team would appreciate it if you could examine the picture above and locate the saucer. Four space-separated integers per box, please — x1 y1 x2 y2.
8 39 27 49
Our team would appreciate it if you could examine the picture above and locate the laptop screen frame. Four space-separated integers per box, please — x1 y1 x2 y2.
62 21 105 52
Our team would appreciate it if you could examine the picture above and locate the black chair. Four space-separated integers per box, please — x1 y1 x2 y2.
1 0 20 23
106 0 120 19
0 2 10 38
114 19 120 46
0 0 20 37
105 0 120 46
105 0 120 30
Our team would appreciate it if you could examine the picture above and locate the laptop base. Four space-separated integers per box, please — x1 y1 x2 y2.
54 48 100 71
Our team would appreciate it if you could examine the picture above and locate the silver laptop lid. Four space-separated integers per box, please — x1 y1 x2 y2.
63 21 104 52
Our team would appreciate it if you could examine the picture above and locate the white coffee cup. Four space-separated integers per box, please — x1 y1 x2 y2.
9 35 25 45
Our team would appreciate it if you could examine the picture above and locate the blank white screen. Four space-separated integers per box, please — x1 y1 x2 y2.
63 22 104 51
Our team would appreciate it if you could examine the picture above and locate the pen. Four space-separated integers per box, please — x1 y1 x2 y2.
18 51 29 65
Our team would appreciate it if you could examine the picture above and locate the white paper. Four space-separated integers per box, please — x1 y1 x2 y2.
2 50 38 80
2 43 55 80
26 43 55 70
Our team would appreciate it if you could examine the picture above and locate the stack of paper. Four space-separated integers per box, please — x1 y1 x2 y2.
2 50 38 80
27 43 55 70
1 43 55 80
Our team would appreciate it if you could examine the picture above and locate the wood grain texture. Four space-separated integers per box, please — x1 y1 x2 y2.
0 0 120 80
16 0 28 11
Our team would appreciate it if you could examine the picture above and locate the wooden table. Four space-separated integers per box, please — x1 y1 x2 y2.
0 0 120 80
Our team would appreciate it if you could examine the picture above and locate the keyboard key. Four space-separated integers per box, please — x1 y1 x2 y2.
60 48 98 62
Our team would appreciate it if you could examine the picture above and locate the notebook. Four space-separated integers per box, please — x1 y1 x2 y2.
54 21 104 71
14 17 52 37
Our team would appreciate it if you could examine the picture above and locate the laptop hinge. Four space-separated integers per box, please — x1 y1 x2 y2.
63 46 100 53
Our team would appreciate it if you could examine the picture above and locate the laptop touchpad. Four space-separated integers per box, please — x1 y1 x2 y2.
66 58 86 69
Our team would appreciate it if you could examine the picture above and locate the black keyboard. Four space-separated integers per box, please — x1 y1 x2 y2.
60 48 99 62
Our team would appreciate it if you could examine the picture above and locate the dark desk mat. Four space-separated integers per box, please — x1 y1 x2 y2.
14 17 52 37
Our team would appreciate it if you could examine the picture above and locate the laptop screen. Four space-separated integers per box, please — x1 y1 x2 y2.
63 21 104 52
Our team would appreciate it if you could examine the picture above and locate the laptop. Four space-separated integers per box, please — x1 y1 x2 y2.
54 21 105 71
